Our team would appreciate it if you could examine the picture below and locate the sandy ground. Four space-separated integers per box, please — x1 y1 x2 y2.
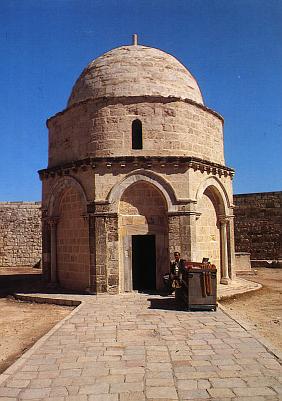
221 268 282 351
0 298 72 374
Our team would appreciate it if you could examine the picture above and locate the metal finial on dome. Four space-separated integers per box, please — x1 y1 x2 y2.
132 34 138 45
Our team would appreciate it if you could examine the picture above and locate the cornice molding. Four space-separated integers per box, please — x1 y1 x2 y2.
38 156 235 181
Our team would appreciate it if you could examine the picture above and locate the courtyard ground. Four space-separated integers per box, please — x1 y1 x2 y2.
0 298 72 374
0 267 281 381
221 268 282 352
0 292 281 401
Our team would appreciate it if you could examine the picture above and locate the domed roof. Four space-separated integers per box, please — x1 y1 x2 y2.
67 45 203 107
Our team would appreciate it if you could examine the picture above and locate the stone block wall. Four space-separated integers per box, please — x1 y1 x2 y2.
47 97 224 168
0 202 42 267
234 192 282 262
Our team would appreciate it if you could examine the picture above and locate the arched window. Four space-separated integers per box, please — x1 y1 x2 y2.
132 119 142 149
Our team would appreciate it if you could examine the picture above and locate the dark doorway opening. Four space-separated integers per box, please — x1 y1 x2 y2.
132 235 156 291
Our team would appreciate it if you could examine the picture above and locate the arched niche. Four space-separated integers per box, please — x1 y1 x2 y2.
195 177 232 284
46 176 90 291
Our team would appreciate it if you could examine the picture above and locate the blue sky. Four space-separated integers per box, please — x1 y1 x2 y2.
0 0 281 201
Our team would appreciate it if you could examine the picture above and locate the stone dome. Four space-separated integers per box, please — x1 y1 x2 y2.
67 45 204 107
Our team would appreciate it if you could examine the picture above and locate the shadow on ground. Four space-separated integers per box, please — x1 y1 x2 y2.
0 274 91 298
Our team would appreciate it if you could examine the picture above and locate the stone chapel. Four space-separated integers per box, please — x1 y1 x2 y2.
39 36 235 294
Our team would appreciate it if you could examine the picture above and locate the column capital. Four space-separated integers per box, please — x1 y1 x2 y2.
219 214 235 224
218 215 227 224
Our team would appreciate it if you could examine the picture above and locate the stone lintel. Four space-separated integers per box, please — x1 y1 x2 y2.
38 156 235 180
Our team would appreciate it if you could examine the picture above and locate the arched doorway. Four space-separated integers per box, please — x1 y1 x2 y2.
118 181 169 292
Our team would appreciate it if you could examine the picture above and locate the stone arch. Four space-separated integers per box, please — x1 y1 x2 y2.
108 170 178 213
118 179 169 293
196 176 231 216
47 176 88 217
195 177 231 284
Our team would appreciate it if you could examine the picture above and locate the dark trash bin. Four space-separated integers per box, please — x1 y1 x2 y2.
175 261 217 311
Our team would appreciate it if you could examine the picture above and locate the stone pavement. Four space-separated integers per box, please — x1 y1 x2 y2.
0 293 281 401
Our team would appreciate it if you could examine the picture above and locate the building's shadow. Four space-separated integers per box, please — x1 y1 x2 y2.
0 274 89 298
147 295 187 311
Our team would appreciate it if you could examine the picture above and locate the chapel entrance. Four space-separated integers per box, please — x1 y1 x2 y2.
132 235 156 291
118 180 169 293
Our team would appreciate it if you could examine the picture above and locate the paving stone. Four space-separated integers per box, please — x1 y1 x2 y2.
210 377 246 388
81 367 109 377
28 379 52 388
0 294 281 401
231 397 266 401
6 379 30 388
78 383 109 395
118 392 145 400
12 372 38 380
145 371 173 379
125 373 144 382
0 397 18 401
88 395 118 401
197 379 211 389
0 387 21 397
18 387 51 399
37 371 60 379
95 375 124 384
63 396 88 401
110 382 143 393
207 388 235 397
177 379 198 390
272 385 282 394
59 369 81 378
233 386 276 396
146 378 174 387
178 389 210 399
146 386 178 399
49 386 69 397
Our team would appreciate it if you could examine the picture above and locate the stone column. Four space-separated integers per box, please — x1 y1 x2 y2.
88 200 119 294
105 215 119 294
94 215 108 293
88 213 97 293
227 213 236 280
168 210 196 260
49 217 59 284
219 217 230 284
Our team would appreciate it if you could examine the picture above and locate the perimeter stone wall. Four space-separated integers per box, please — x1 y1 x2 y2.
234 192 282 262
0 202 42 267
